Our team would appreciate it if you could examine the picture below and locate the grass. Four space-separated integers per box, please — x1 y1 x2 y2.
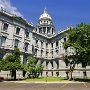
20 77 67 82
5 77 90 82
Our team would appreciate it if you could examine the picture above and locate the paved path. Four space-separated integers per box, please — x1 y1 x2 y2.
0 81 90 90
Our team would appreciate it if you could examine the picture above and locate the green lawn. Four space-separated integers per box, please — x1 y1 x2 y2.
21 77 67 82
5 77 90 82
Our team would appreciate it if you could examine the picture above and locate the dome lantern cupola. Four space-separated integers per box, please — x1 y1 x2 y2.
36 8 55 36
39 8 52 20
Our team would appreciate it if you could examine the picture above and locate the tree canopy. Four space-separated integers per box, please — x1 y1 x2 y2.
26 56 44 78
63 23 90 80
0 48 24 80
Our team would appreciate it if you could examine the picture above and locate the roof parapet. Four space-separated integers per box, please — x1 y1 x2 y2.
0 7 33 27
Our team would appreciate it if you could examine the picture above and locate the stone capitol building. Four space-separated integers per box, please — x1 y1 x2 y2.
0 8 90 78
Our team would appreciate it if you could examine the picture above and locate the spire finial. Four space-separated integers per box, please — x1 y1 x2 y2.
44 7 47 13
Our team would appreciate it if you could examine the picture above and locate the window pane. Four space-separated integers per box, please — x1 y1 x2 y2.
41 42 43 47
14 39 19 48
43 27 46 33
25 43 28 51
36 40 38 45
23 57 27 64
16 27 20 35
1 36 6 46
25 31 29 38
56 41 58 47
3 23 8 31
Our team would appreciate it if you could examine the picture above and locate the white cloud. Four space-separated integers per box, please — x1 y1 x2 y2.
0 0 23 17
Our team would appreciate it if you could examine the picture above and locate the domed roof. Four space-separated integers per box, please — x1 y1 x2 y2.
39 8 52 20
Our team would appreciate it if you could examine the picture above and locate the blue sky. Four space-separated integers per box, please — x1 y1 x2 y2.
0 0 90 33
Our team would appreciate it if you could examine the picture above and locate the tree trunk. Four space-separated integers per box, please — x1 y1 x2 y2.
68 60 76 81
66 71 69 79
83 68 87 79
68 70 73 81
12 70 16 80
82 65 87 79
14 70 16 80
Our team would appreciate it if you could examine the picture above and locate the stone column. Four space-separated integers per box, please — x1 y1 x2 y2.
53 42 56 57
42 27 44 33
42 42 45 58
58 40 60 56
37 40 40 57
20 54 24 64
50 27 52 34
37 28 39 33
49 43 52 58
53 61 57 69
45 27 47 34
0 21 2 46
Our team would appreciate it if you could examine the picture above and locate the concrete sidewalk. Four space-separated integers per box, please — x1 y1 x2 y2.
4 80 86 83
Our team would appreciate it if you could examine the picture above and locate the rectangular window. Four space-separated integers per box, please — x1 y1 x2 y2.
51 61 53 68
32 45 34 53
56 72 59 77
64 38 66 42
39 28 42 33
36 28 37 32
35 49 37 55
43 27 46 33
46 43 48 48
24 43 28 51
46 51 48 56
16 27 20 35
52 72 53 76
36 40 38 45
41 50 43 56
1 36 6 46
52 51 53 57
52 28 53 34
51 43 53 48
46 72 48 76
46 62 48 69
47 29 50 34
56 41 58 47
23 57 27 64
25 31 29 38
3 23 8 31
14 39 19 48
47 27 50 34
41 41 43 47
56 50 58 55
56 61 59 69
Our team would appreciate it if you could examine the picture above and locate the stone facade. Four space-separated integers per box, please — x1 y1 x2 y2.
0 8 90 78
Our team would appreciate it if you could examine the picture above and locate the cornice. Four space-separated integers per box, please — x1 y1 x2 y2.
0 10 34 28
32 28 69 39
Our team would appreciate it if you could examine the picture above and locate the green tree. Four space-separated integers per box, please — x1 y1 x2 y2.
1 48 24 80
63 23 90 80
0 60 3 70
26 56 44 78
